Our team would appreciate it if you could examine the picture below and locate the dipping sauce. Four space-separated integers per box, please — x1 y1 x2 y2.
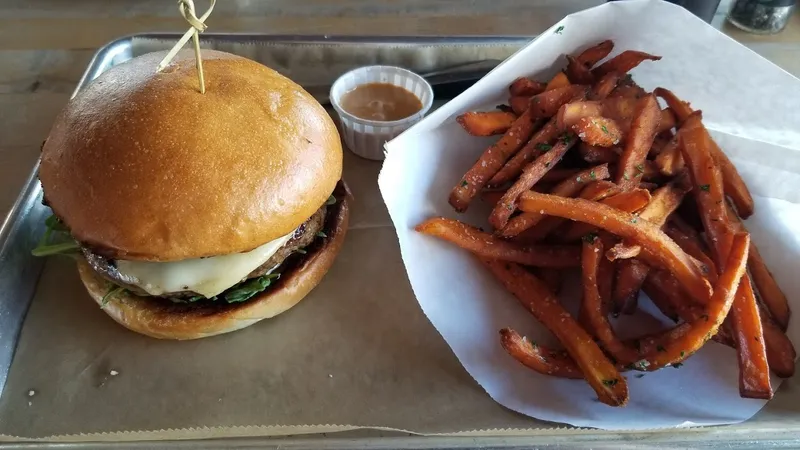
339 82 423 122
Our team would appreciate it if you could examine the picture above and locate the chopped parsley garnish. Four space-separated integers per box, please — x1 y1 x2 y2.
657 345 666 353
325 195 337 205
589 170 597 180
602 378 619 387
601 125 609 134
316 231 328 238
635 164 645 174
536 143 553 152
672 362 684 369
583 232 598 243
460 180 468 188
555 25 564 34
699 184 710 191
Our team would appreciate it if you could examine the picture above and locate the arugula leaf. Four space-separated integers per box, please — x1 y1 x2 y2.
32 241 79 257
223 273 280 303
101 286 127 308
32 214 79 257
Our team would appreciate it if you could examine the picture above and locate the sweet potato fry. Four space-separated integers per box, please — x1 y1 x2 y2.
725 202 790 330
536 182 623 244
664 224 716 279
579 180 622 201
589 72 622 101
557 101 603 130
565 55 595 85
648 134 671 157
518 192 713 304
457 111 518 137
510 77 547 96
731 276 773 398
711 139 755 218
658 226 795 378
596 231 618 315
558 189 652 243
499 329 583 379
607 243 641 261
576 39 614 67
680 115 771 398
608 174 692 262
528 85 589 120
489 119 561 186
539 168 580 184
643 270 734 346
632 232 749 373
655 136 685 176
617 95 661 189
654 87 694 123
510 95 530 115
611 259 649 315
415 218 580 268
656 87 754 217
490 133 578 229
609 82 646 100
582 237 642 364
761 310 797 378
579 143 619 164
449 110 540 212
545 71 571 91
484 259 628 406
592 50 662 78
498 164 610 238
573 116 623 147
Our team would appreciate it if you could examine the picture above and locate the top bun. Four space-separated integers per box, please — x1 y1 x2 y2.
40 49 342 262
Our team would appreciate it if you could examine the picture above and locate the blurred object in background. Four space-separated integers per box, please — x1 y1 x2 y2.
727 0 797 34
607 0 722 22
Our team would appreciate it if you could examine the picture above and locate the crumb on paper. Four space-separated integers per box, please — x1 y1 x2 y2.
27 390 35 397
329 374 334 378
28 401 32 407
110 370 119 376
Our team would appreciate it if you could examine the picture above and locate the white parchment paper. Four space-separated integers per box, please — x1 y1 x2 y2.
379 0 800 430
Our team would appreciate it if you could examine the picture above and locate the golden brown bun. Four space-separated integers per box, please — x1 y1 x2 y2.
40 49 342 261
78 184 349 340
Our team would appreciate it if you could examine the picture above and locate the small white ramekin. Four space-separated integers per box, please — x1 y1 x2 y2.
329 65 434 161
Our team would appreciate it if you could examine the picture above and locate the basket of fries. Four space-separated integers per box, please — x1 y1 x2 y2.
380 0 800 429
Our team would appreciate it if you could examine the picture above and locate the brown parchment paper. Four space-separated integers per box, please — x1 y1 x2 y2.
2 36 800 444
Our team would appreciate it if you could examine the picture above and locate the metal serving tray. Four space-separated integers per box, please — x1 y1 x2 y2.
2 33 799 449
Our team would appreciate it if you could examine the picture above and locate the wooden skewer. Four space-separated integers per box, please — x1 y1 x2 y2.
156 0 217 93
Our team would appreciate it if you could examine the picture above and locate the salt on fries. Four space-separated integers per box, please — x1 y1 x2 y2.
416 40 794 406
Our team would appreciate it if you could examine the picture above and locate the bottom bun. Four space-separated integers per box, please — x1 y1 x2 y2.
78 181 351 340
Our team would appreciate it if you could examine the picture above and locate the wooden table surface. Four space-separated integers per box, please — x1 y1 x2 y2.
1 0 799 217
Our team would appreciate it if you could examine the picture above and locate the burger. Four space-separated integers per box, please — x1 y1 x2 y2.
35 49 349 340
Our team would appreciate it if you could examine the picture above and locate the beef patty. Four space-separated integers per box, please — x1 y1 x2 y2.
82 205 327 299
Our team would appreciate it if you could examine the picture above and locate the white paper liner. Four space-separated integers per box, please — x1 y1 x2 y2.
379 0 800 430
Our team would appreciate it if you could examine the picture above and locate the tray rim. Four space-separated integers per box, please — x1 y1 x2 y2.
3 32 798 448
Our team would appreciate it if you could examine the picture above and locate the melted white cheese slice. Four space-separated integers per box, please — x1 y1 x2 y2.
115 231 295 298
